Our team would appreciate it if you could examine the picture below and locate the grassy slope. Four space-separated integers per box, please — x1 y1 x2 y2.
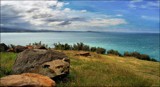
0 51 160 86
0 52 17 77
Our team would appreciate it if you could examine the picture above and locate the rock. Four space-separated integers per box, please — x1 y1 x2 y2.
33 45 47 49
0 43 9 52
75 52 91 57
0 73 56 87
14 45 27 53
40 59 70 78
12 49 70 78
26 45 34 49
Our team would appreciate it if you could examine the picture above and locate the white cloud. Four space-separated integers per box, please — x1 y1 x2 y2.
130 0 143 3
140 5 147 8
128 4 137 8
1 0 127 30
63 8 71 12
116 14 123 17
81 10 87 13
141 15 159 21
129 0 160 9
147 1 160 8
129 0 143 9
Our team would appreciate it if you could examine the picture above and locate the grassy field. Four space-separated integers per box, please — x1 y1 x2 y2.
0 51 159 86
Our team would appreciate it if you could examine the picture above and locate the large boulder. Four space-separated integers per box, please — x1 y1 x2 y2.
12 49 70 78
0 73 56 87
0 43 9 52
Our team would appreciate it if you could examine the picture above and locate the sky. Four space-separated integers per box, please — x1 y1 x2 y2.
1 0 159 33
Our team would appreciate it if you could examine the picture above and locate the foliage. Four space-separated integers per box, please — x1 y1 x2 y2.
29 41 48 48
53 42 105 54
54 43 71 50
107 49 122 56
90 47 97 52
96 47 106 54
123 51 157 62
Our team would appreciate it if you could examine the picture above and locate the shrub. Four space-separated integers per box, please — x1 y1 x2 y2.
82 45 90 51
70 42 90 51
96 47 106 54
90 47 97 52
54 43 65 50
107 49 122 56
130 52 141 58
139 54 151 61
53 42 106 54
29 41 48 48
54 43 71 50
64 43 71 50
123 51 157 62
124 51 131 56
72 42 84 50
150 58 157 62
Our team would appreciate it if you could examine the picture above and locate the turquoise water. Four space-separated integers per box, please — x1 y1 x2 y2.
1 32 160 61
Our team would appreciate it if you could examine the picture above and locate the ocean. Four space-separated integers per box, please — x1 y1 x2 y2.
1 32 160 61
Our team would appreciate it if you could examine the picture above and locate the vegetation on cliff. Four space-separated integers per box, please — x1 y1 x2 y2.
53 42 157 62
54 42 106 54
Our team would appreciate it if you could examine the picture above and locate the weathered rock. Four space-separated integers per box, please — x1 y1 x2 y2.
26 45 34 49
14 45 27 53
0 43 9 52
75 52 91 57
33 45 47 49
38 59 70 78
12 49 70 78
0 73 56 87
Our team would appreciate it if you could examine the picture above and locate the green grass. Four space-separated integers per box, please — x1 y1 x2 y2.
58 59 150 86
0 51 159 86
0 52 17 77
58 50 160 87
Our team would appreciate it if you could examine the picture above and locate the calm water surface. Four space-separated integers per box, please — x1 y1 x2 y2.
1 32 159 60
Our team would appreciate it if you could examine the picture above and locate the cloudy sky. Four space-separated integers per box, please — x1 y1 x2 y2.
1 0 159 33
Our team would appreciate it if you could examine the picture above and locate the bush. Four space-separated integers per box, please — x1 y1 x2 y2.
64 43 71 50
123 51 157 62
107 49 122 56
130 52 141 58
139 54 151 61
90 47 97 52
29 41 48 48
96 47 106 54
54 43 71 50
53 42 106 54
150 58 157 62
72 42 84 50
124 51 131 56
82 45 90 51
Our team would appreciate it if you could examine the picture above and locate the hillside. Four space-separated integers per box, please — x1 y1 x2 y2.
0 51 159 87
